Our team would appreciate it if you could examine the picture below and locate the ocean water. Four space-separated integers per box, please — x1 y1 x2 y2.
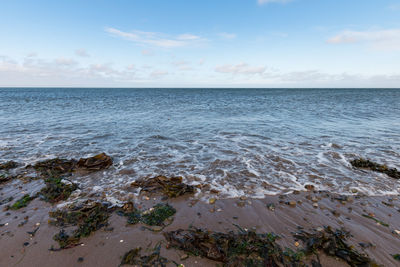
1 88 400 203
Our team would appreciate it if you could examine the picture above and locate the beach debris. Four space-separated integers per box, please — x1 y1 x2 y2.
76 153 113 172
361 214 389 227
117 203 176 227
48 202 111 249
38 177 78 203
164 226 304 266
120 243 168 266
293 226 377 267
130 176 195 198
9 194 35 210
350 158 400 179
0 160 18 170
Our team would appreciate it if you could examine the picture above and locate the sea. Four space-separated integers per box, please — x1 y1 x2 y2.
1 88 399 204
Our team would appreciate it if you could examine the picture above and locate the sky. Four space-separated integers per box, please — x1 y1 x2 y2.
1 0 400 87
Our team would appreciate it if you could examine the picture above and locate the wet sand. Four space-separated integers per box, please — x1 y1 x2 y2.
1 177 400 267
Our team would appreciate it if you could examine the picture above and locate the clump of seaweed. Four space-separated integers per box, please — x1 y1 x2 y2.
120 243 168 266
76 153 113 172
31 153 113 178
293 226 377 267
0 160 18 170
164 226 304 267
10 194 35 210
117 203 176 227
131 176 195 198
39 177 78 203
0 173 14 184
32 158 77 177
350 158 400 179
49 202 111 249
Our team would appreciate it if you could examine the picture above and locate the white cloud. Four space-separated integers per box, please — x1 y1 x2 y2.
105 27 205 48
258 0 292 5
327 29 400 51
215 62 266 75
150 70 168 78
75 48 90 57
55 57 77 66
218 32 237 39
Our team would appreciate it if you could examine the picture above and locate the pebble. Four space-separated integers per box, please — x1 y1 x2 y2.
313 203 319 208
209 198 216 205
311 197 318 202
180 254 189 260
151 226 163 232
120 240 124 243
294 241 299 247
240 196 247 201
288 201 296 207
305 184 315 191
77 257 84 263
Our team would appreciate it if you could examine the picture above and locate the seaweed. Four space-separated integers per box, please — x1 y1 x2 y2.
117 203 176 227
32 158 77 177
0 160 18 170
39 177 78 203
10 194 34 210
393 254 400 261
164 227 304 267
293 226 378 267
131 176 195 198
361 214 389 227
32 153 112 178
120 243 168 267
0 173 13 184
141 203 176 226
49 202 111 249
350 158 400 179
76 153 112 171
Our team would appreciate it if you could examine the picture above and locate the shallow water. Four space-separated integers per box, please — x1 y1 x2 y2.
1 88 400 203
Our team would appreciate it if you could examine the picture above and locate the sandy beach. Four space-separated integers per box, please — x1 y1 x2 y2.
1 163 400 266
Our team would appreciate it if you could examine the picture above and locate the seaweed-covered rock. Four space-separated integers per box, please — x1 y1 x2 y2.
120 243 168 266
164 227 303 266
32 158 77 177
350 158 400 179
131 176 195 198
49 202 111 249
31 153 112 178
0 160 18 170
76 153 112 172
39 177 78 203
293 226 377 267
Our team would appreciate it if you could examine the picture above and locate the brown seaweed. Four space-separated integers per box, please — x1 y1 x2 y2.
350 158 400 179
39 177 78 203
130 176 195 198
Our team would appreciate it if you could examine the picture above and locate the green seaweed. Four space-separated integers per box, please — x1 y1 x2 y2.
117 203 176 227
39 177 77 203
362 214 389 227
393 254 400 261
10 194 34 210
49 202 111 249
350 158 400 179
120 243 168 266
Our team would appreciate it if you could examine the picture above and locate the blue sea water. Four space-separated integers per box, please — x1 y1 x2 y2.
1 88 400 202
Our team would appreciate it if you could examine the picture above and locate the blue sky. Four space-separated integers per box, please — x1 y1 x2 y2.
1 0 400 87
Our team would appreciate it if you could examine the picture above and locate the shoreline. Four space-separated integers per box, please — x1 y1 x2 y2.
1 156 400 266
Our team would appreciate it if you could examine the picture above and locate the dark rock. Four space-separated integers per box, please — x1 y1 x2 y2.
0 161 18 170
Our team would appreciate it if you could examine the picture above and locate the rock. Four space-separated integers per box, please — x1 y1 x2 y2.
304 184 315 191
131 176 195 198
311 197 318 202
0 161 18 170
288 201 296 207
313 203 319 208
76 153 112 171
209 198 216 204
